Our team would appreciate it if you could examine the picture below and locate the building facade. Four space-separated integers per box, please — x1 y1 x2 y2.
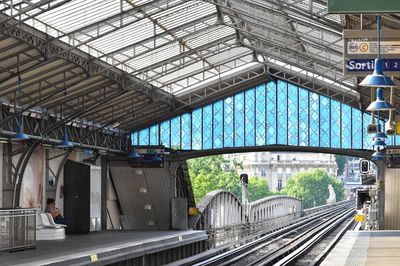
225 152 338 192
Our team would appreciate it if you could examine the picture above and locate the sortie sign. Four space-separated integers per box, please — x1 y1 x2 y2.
343 30 400 76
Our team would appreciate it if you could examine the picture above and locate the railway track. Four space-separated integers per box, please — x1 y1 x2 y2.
192 202 355 266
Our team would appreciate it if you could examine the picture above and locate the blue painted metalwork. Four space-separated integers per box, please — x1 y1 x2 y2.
132 79 389 151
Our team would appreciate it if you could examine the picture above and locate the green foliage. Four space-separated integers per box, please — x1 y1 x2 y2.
281 168 344 208
188 155 272 203
188 155 241 202
248 176 272 202
335 155 347 176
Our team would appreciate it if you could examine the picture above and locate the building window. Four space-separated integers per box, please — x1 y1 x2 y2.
278 180 283 191
261 168 266 177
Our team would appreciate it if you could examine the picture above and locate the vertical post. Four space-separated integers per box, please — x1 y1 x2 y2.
100 156 108 230
375 160 385 229
240 173 248 222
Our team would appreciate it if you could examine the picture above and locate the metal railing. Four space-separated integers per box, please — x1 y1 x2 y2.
206 200 352 248
0 208 36 252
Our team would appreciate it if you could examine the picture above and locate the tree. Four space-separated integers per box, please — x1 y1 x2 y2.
247 176 273 202
281 168 344 208
188 155 241 202
187 155 272 203
335 155 347 176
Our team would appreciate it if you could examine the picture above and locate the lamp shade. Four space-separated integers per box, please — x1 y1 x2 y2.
371 139 386 147
128 148 143 159
370 131 388 139
12 125 29 140
359 59 396 88
56 135 74 148
371 150 384 161
151 153 163 162
366 88 395 111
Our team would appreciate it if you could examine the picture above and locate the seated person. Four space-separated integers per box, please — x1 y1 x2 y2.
45 198 69 226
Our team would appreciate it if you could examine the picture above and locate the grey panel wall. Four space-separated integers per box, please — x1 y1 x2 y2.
109 161 172 230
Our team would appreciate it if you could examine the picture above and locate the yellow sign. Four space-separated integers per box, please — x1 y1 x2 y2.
355 214 365 222
188 207 199 216
396 120 400 135
90 254 98 262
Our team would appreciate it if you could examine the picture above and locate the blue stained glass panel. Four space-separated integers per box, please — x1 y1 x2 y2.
298 88 309 146
277 81 288 145
132 80 380 153
363 113 372 150
160 120 170 148
131 132 138 146
341 104 351 149
331 100 340 148
150 125 159 145
320 96 330 147
192 109 202 150
139 128 149 145
203 105 213 149
235 92 245 147
309 92 319 147
266 81 277 145
224 97 234 147
245 89 255 146
351 108 362 149
288 84 298 146
255 84 266 146
171 116 181 149
181 113 191 150
213 101 223 149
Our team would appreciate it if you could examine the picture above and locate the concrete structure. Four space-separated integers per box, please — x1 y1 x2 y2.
225 152 338 192
322 231 400 266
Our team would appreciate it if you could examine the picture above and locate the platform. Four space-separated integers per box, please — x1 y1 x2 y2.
321 230 400 266
0 230 207 266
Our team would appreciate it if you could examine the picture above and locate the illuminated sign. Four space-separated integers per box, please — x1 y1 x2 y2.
346 59 400 72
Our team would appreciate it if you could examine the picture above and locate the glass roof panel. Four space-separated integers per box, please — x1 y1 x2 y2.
2 0 359 98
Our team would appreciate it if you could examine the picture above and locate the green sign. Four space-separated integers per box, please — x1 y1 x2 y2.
328 0 400 14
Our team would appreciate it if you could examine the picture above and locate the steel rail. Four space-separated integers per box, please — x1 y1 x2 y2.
256 207 354 265
191 201 353 266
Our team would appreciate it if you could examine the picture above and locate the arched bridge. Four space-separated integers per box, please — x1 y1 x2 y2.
132 79 399 157
190 190 302 230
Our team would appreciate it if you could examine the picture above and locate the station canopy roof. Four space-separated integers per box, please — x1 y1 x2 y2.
1 0 400 133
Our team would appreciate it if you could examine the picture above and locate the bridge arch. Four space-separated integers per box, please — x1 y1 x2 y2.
132 78 399 154
194 190 244 230
248 195 302 223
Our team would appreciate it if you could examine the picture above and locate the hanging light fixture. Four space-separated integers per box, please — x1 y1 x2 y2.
128 148 143 159
372 147 385 161
359 16 396 88
366 87 394 111
12 55 29 140
56 74 73 148
367 111 378 134
151 153 163 162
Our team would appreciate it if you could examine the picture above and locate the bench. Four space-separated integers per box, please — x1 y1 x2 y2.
36 212 66 240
